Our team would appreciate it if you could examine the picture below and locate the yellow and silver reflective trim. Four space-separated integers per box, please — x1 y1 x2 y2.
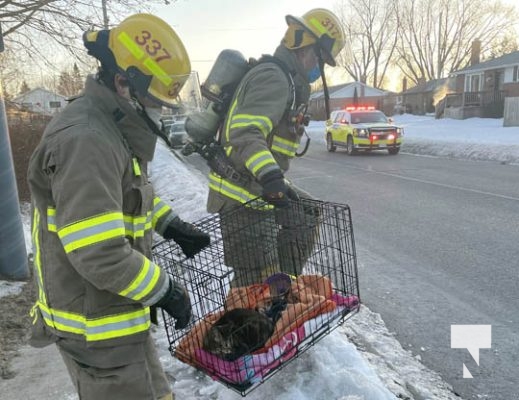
271 135 299 157
32 208 47 304
47 207 57 232
123 212 153 239
58 212 125 253
208 172 272 210
118 257 161 302
245 150 278 177
230 113 273 139
152 197 171 228
36 301 150 341
51 209 156 245
32 207 152 342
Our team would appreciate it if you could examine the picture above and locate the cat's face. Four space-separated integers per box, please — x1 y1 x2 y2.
202 324 235 358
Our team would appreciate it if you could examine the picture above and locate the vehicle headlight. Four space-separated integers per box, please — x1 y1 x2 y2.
356 129 368 137
396 127 404 136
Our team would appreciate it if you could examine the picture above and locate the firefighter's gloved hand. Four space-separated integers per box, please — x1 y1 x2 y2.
163 217 210 258
286 186 300 202
260 170 291 208
155 279 192 329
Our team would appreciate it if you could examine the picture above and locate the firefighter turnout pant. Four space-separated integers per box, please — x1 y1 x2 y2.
220 186 319 287
58 335 173 400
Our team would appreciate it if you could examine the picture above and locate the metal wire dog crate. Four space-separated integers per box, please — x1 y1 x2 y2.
153 198 360 396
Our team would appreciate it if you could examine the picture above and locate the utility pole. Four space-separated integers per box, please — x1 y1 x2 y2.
0 23 29 280
101 0 109 29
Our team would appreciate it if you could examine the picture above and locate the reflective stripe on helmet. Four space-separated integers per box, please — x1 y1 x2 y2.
283 8 345 66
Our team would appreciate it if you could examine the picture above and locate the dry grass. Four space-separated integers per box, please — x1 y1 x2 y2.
7 112 49 202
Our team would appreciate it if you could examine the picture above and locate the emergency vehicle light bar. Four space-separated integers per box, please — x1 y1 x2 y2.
345 106 375 111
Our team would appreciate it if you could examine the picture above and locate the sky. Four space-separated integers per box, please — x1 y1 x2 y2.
2 114 518 399
155 0 350 85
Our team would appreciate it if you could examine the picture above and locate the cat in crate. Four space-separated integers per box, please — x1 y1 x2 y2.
202 308 275 361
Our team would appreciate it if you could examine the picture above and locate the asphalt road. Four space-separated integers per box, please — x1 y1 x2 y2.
285 147 519 400
182 145 518 399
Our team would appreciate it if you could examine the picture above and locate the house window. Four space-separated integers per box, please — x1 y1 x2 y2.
465 73 483 92
513 66 519 82
49 101 61 108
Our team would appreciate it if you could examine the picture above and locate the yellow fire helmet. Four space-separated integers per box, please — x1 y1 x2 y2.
283 8 345 67
84 13 191 108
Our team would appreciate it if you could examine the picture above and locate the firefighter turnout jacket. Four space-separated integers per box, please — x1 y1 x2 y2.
28 76 176 348
207 45 311 212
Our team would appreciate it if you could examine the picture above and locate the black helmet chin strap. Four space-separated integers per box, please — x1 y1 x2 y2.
128 84 171 145
317 49 331 121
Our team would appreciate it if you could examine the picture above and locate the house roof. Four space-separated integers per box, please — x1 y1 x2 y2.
451 50 519 75
402 77 456 94
13 87 67 102
310 81 389 100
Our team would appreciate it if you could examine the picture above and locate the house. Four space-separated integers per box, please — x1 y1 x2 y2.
12 87 68 116
309 81 392 120
443 49 519 121
394 77 456 116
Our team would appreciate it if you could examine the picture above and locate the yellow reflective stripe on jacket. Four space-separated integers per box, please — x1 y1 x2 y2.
224 98 240 142
132 157 141 177
57 212 125 253
208 172 272 210
47 207 57 232
245 150 278 177
118 257 160 301
36 301 150 342
230 113 273 139
271 135 299 157
123 212 153 240
152 197 171 228
32 209 47 304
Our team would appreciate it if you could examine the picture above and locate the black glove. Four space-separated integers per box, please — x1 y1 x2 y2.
259 170 298 208
155 279 192 329
163 217 210 258
286 186 300 202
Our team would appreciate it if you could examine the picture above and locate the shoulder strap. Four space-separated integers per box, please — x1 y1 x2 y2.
255 55 296 111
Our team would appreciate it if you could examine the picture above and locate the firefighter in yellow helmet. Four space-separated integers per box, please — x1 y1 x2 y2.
206 9 345 286
27 14 210 400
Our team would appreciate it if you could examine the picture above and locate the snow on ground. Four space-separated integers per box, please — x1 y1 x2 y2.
2 114 518 399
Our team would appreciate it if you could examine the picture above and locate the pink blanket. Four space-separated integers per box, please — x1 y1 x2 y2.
192 294 358 385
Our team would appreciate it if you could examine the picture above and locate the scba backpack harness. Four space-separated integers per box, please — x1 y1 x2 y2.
182 49 310 186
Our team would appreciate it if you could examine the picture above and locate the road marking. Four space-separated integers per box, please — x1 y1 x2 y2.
300 155 519 202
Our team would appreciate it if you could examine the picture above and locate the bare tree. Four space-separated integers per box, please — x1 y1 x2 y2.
335 0 399 88
56 63 83 96
0 1 176 70
395 0 518 84
487 34 519 60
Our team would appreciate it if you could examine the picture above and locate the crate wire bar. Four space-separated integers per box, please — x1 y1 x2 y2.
153 198 360 396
